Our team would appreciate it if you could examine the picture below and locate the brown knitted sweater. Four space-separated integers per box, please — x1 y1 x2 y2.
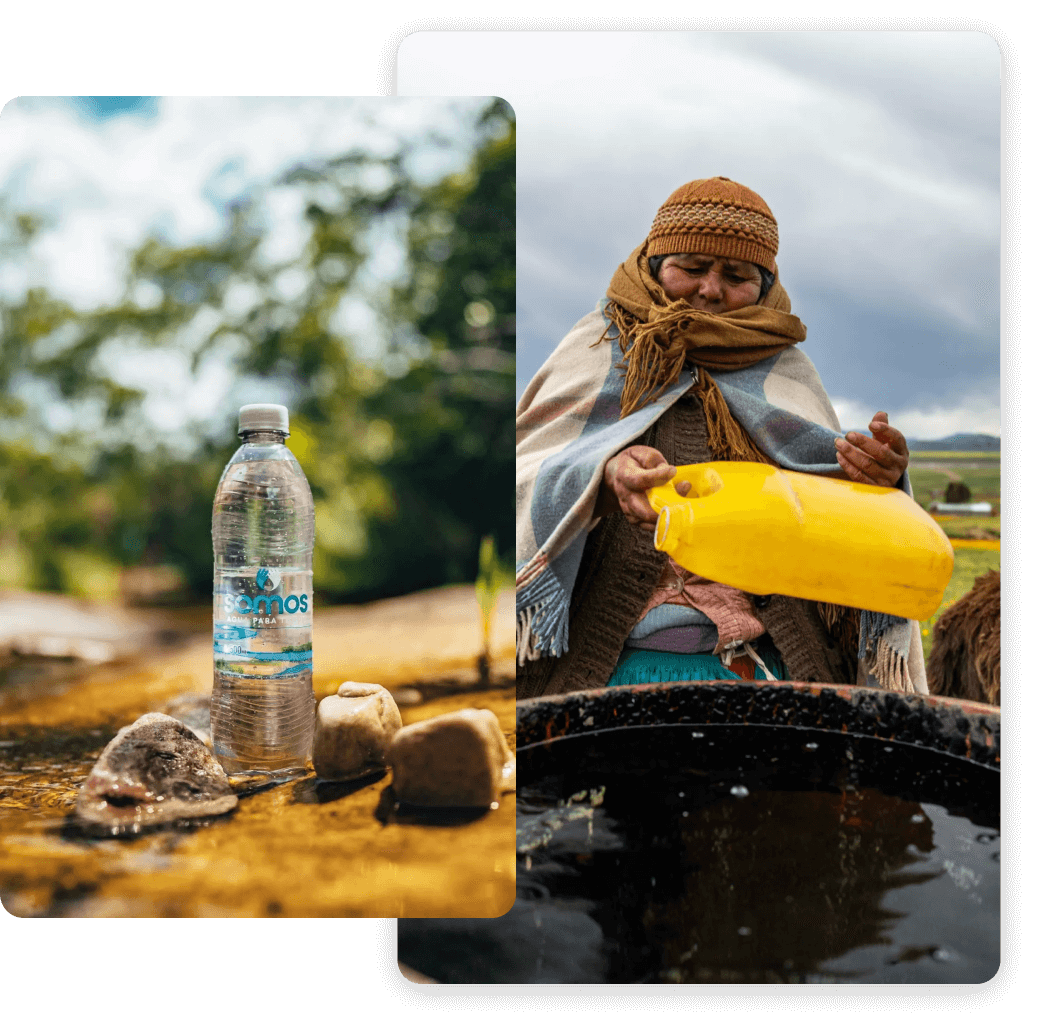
516 391 859 700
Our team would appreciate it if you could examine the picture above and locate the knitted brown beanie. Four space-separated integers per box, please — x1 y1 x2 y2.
647 176 779 272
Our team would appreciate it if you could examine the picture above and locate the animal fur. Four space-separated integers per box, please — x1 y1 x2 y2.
925 569 1000 706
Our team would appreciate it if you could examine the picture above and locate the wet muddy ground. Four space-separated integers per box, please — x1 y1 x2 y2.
0 585 516 918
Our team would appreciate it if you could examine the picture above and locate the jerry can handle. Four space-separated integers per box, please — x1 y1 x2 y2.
648 464 725 515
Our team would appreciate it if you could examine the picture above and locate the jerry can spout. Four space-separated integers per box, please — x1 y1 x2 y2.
654 503 691 558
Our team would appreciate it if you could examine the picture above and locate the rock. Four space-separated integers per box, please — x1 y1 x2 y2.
0 589 170 664
74 713 237 835
389 708 516 808
160 693 212 748
311 682 402 781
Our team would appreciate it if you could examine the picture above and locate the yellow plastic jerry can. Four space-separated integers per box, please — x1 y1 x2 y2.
647 462 954 621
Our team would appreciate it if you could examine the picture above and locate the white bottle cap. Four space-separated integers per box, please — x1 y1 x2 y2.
238 403 290 436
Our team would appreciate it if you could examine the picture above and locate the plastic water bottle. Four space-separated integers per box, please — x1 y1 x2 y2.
210 403 316 774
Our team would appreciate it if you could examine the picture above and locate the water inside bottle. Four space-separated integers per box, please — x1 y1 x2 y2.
210 669 315 774
212 448 315 774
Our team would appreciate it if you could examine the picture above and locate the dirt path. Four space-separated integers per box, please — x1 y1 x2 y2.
909 462 964 481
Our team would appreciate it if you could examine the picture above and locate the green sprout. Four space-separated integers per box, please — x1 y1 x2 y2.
475 535 510 685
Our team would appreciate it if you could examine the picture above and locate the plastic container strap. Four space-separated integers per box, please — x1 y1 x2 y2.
720 639 778 682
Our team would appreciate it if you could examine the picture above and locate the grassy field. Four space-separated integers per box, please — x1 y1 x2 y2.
913 465 1000 504
931 514 1000 539
911 451 1000 460
909 452 1001 661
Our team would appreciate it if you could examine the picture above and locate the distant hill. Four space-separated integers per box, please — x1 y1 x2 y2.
848 431 1000 452
906 433 1000 453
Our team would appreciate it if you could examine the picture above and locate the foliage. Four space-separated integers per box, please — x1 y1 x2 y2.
0 101 515 603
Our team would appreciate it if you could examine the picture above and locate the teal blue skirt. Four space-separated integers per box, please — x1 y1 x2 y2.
605 645 787 688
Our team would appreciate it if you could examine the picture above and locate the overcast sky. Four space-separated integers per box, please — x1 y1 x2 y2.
0 96 488 438
398 31 1001 439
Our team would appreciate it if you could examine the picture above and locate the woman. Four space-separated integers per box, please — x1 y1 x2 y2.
516 176 926 698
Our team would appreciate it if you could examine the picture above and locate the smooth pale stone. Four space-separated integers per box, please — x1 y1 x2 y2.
389 708 516 808
476 708 516 794
74 712 237 835
312 682 402 780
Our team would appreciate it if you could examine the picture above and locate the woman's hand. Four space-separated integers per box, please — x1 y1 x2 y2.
595 446 687 530
834 411 909 487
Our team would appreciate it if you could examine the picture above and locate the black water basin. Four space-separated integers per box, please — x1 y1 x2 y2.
398 681 1000 985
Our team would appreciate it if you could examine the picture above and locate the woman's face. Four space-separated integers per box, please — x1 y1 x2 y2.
657 254 764 312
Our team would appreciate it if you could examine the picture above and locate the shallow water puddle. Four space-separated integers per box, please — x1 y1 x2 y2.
0 688 516 918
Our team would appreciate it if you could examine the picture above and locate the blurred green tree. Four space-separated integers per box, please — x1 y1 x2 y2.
0 100 515 604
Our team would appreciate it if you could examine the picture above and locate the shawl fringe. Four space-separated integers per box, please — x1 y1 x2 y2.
694 370 777 465
864 638 912 694
517 602 539 666
516 561 570 664
858 610 904 660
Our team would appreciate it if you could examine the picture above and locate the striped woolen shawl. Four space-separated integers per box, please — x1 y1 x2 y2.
516 285 928 695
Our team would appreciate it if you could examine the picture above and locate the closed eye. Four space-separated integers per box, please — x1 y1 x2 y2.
680 266 750 281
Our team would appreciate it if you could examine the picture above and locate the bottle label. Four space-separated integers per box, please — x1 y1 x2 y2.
213 566 313 678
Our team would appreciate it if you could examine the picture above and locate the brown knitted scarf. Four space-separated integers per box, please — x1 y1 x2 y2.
600 243 807 464
599 241 860 654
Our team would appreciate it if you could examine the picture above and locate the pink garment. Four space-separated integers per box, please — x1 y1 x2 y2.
639 557 766 654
